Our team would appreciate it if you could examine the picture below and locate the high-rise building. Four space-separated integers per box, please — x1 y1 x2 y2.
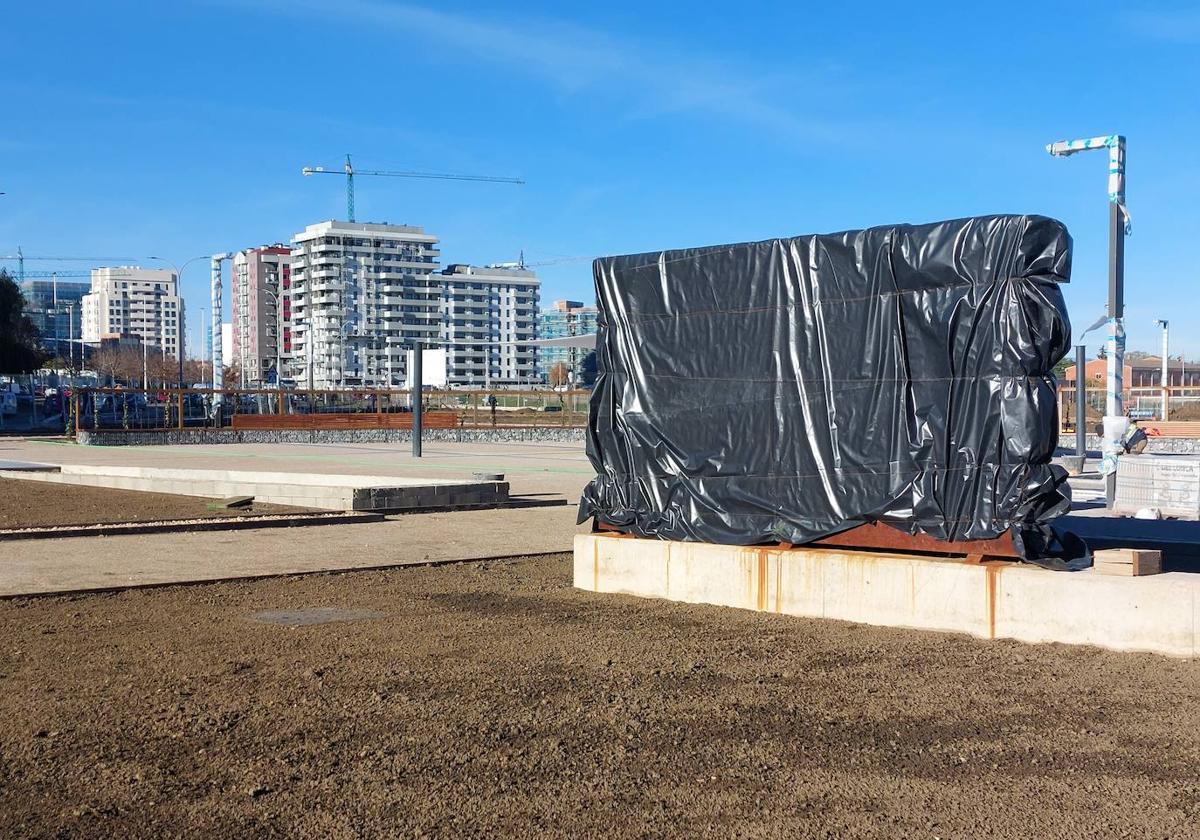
290 221 443 389
440 263 540 387
231 245 292 385
538 299 598 381
80 267 184 359
20 278 91 354
288 220 541 389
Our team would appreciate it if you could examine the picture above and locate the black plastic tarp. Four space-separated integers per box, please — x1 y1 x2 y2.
578 215 1080 567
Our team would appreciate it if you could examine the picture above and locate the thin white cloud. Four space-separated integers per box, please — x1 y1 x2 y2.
1124 7 1200 43
225 0 854 143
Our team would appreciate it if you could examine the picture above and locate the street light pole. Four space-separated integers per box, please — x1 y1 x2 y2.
1047 134 1129 508
411 340 423 458
1155 319 1169 421
1072 315 1108 464
261 289 283 388
149 255 208 388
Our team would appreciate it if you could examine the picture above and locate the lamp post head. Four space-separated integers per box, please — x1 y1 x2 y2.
1155 319 1168 329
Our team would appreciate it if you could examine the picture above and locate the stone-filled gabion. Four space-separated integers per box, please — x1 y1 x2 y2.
75 427 586 447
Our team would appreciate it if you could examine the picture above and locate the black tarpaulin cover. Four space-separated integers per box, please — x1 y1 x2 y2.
578 215 1079 566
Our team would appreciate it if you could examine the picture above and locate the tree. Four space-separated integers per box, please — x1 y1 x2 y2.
93 345 143 385
223 361 243 390
0 270 45 374
183 359 212 387
548 361 570 388
147 353 179 388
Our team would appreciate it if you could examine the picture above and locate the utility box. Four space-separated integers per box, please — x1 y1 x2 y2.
1114 455 1200 519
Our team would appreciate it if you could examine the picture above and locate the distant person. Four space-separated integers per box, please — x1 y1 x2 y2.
1123 419 1148 455
487 394 497 427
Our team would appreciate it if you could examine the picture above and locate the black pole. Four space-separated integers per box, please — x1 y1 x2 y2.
1075 344 1086 460
412 340 423 458
178 306 185 388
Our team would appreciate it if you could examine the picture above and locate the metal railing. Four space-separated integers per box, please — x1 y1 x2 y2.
48 387 591 435
1056 384 1200 428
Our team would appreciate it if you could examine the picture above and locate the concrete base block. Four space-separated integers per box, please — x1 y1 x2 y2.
0 465 509 513
574 534 1200 658
1060 455 1086 475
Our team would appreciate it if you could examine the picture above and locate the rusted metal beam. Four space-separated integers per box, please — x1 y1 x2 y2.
593 519 1021 560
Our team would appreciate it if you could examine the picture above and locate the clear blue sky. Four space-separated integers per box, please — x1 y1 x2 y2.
2 1 1198 359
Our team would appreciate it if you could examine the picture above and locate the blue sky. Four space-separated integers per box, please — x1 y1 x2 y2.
2 1 1198 359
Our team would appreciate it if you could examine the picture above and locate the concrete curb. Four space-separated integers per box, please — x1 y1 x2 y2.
0 511 386 542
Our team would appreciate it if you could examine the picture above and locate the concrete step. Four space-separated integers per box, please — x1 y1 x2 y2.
0 464 508 512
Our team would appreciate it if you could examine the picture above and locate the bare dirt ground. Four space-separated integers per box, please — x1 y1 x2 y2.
0 478 310 529
0 553 1197 839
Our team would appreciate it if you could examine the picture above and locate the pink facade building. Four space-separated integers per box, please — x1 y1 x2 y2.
231 245 292 386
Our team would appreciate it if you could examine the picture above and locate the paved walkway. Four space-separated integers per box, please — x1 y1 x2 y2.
0 438 593 500
0 438 592 597
1 505 584 597
0 440 1140 598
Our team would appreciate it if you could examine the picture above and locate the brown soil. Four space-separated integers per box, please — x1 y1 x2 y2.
0 478 311 529
0 554 1197 839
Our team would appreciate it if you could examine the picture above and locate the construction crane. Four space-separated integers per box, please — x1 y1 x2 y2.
0 249 136 282
301 154 524 222
12 270 91 279
485 252 590 270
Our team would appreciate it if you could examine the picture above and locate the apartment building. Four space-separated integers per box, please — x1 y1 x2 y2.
440 263 539 387
288 220 541 389
80 267 184 358
289 221 443 389
231 245 291 385
537 298 598 381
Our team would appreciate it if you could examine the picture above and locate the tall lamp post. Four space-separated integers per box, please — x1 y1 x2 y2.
261 289 283 388
1071 314 1108 464
1155 319 1169 421
149 255 210 387
1047 134 1129 508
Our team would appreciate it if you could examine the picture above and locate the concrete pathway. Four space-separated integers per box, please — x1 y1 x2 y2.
0 439 1153 598
0 505 585 597
0 438 593 500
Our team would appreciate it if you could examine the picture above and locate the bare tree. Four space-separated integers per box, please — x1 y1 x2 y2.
92 347 122 386
148 353 178 388
112 347 143 385
182 359 212 386
223 362 242 391
549 362 570 389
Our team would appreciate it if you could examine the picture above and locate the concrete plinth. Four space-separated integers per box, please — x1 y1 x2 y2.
0 465 508 512
574 534 1200 658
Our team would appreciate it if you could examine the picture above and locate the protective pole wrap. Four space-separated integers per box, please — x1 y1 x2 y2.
211 253 230 422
